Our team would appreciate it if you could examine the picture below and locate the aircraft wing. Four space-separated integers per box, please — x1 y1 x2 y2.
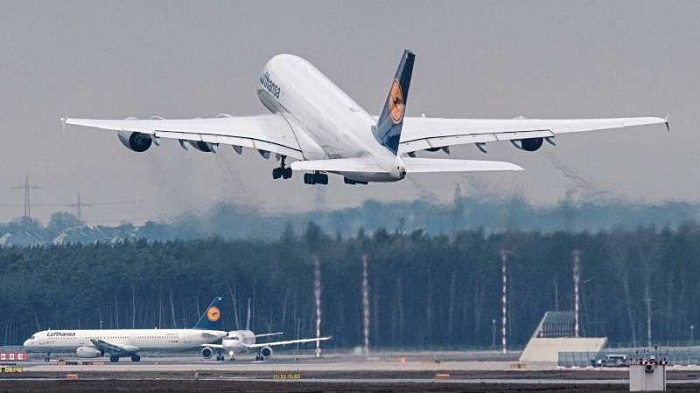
397 116 668 154
90 339 140 355
243 336 332 349
63 114 304 160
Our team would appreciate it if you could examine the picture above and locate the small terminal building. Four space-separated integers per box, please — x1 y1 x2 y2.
519 311 607 365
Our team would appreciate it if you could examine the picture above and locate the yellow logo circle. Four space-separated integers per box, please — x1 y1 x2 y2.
207 306 221 322
388 79 405 124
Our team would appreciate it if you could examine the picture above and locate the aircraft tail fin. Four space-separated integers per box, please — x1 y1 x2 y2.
374 50 415 155
193 297 225 330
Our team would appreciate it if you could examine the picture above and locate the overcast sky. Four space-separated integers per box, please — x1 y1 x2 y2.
0 1 696 225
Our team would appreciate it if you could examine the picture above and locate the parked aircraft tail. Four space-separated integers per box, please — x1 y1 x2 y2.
193 297 225 330
374 49 415 155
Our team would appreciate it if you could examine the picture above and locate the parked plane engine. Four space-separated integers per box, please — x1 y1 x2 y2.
259 346 273 359
76 346 102 358
118 131 153 152
201 346 213 359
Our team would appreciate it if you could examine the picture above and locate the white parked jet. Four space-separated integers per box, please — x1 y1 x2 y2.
23 297 227 362
201 302 331 361
63 50 668 185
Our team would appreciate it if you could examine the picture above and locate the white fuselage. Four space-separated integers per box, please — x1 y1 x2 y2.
220 329 256 355
23 329 227 354
257 54 405 182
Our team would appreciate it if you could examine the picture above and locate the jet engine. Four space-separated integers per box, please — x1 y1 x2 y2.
514 137 544 152
189 141 217 153
259 346 273 359
118 131 153 152
76 346 102 358
201 346 213 359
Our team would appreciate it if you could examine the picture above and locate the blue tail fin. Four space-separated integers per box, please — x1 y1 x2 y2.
193 297 225 330
374 50 415 155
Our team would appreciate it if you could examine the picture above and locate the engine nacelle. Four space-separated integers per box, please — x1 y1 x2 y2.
259 346 273 359
188 140 217 153
118 131 153 152
76 346 102 358
515 137 544 152
201 346 213 359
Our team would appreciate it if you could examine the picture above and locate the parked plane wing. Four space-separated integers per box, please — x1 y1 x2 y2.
91 338 139 355
244 336 332 349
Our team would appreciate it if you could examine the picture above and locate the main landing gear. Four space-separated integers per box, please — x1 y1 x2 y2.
303 172 328 185
272 156 292 180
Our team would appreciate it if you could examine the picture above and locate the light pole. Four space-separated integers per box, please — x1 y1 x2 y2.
691 325 694 344
500 249 509 354
491 319 496 349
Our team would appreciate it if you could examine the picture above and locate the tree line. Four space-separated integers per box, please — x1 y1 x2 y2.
0 221 698 349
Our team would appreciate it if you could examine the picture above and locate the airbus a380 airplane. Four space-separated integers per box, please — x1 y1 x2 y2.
23 297 227 362
63 50 668 185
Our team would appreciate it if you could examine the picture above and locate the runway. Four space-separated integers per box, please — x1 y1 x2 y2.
5 351 700 392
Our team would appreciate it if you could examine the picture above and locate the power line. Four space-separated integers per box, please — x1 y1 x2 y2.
10 175 40 219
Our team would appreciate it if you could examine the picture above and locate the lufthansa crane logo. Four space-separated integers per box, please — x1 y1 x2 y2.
388 79 405 124
207 306 221 322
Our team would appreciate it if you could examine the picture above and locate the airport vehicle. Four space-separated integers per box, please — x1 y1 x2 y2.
62 50 668 185
23 297 227 362
592 353 629 367
201 303 331 361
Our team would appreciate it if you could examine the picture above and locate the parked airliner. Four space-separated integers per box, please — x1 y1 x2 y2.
201 302 330 361
63 50 668 185
23 297 227 362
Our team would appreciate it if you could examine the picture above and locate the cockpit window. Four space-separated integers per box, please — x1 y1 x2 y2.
30 335 35 340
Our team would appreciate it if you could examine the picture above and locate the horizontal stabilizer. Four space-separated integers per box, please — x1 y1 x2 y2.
254 332 283 339
402 157 523 173
291 158 386 173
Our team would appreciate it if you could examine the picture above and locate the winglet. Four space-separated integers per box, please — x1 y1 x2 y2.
374 50 415 155
61 117 68 133
664 114 670 132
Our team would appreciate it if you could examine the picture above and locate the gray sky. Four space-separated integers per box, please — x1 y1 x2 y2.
0 1 697 225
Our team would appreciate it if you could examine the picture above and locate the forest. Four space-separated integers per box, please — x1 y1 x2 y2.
1 220 699 350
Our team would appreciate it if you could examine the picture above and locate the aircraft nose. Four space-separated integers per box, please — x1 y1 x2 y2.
22 339 30 347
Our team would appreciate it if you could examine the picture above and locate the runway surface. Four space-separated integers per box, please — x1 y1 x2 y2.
3 351 700 392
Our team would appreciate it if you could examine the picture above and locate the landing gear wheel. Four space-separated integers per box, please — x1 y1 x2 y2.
272 167 282 179
109 355 120 362
304 172 328 185
131 354 141 362
272 156 292 180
